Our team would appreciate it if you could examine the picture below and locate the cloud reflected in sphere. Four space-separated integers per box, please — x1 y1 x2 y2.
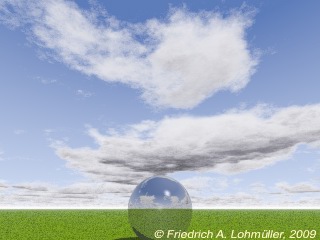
128 176 192 239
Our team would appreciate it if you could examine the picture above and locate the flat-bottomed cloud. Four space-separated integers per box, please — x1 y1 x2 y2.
54 104 320 185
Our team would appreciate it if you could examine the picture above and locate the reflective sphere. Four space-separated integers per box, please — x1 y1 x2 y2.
128 176 192 240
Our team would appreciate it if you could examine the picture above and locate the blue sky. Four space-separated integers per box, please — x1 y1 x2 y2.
0 0 320 208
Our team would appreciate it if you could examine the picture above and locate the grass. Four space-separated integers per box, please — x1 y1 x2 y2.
191 210 320 239
129 209 192 239
0 210 319 239
0 210 133 240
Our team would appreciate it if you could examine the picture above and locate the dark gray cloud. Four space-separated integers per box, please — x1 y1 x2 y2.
12 184 49 192
54 104 320 186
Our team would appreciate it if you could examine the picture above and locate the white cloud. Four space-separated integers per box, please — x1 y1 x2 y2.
53 104 320 187
1 179 320 208
0 181 130 208
5 103 318 207
291 197 320 206
12 182 51 192
58 182 133 195
76 89 94 98
35 76 57 84
181 176 228 193
0 150 3 161
191 192 320 208
250 182 267 193
139 195 156 207
192 192 262 208
276 182 320 193
13 129 26 135
44 129 55 135
0 0 258 109
0 181 7 189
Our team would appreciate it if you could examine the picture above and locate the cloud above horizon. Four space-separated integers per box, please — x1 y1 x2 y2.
1 180 320 208
276 182 320 193
0 181 131 208
53 103 320 186
0 150 4 161
0 0 258 109
1 0 320 209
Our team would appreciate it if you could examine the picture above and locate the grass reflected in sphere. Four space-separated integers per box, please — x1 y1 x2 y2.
128 176 192 240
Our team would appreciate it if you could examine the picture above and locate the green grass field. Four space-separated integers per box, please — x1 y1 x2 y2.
0 210 319 240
